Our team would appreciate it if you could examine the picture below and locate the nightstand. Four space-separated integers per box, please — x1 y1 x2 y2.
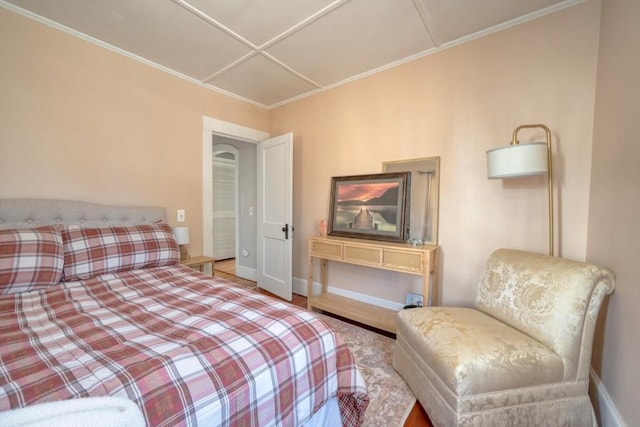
181 256 215 275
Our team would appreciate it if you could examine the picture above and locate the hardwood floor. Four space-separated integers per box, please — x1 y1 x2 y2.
404 400 432 427
214 258 236 276
213 259 433 427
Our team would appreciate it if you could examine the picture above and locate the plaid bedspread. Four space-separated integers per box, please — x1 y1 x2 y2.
0 265 368 426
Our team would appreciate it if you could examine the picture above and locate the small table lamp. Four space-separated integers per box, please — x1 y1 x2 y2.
173 226 190 261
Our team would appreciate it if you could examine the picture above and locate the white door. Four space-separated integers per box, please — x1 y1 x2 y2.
212 149 238 260
257 133 293 301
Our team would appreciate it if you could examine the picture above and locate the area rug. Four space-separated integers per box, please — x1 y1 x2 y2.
318 314 417 427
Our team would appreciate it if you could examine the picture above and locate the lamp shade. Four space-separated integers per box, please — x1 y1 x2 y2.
172 226 190 245
486 142 548 179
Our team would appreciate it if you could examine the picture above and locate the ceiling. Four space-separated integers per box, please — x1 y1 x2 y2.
3 0 580 108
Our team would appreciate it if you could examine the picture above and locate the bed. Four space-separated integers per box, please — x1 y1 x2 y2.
0 199 368 426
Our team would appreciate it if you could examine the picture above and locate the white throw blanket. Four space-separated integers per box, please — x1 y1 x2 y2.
0 397 145 427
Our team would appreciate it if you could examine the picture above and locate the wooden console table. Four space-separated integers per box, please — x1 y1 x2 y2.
307 236 438 333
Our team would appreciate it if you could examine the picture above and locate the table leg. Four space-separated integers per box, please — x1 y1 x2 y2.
307 255 313 309
320 259 328 293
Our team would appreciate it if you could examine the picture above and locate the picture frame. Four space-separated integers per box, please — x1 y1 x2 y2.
383 157 440 245
328 172 411 242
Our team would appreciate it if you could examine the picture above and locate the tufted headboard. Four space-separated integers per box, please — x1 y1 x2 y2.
0 199 167 229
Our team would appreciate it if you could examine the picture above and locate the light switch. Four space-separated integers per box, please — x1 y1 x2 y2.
177 209 185 222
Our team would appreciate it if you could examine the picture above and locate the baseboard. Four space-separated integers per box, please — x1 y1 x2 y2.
292 276 404 311
589 368 625 427
292 276 308 296
236 265 257 282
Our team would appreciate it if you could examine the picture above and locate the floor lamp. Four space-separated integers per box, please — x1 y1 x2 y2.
486 124 554 256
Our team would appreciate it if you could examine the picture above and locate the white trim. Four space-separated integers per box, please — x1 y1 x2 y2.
267 0 586 108
590 367 626 427
202 128 214 258
236 266 257 282
292 276 308 297
2 0 584 110
203 116 269 142
292 277 405 312
0 1 269 110
202 116 269 280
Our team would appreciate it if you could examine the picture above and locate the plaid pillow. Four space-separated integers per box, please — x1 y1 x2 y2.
0 226 64 294
62 222 179 281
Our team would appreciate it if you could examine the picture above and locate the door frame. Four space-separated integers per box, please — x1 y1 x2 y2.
212 144 239 263
202 116 269 279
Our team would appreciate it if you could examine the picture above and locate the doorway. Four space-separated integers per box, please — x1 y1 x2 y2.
205 124 264 281
212 145 239 262
211 136 257 280
203 116 293 296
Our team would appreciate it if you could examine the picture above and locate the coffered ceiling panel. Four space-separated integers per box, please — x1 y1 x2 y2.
419 0 569 44
207 54 319 106
7 0 252 80
186 0 334 46
265 0 434 86
2 0 581 108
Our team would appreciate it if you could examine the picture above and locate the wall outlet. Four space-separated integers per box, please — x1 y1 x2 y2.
405 292 424 307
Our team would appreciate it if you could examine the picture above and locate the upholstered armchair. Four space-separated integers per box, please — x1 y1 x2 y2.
393 249 615 426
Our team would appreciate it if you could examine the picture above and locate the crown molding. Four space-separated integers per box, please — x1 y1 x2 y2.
1 0 585 110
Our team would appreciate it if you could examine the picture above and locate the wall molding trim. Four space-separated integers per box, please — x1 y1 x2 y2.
1 0 585 110
202 116 268 270
236 266 257 282
590 367 625 427
0 1 268 109
292 276 405 311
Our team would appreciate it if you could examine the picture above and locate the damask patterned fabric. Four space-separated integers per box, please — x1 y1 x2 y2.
393 249 615 427
398 307 563 397
475 249 614 380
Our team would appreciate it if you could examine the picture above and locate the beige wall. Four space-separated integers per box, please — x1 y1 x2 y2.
587 0 639 424
271 0 601 305
0 8 269 253
2 0 636 424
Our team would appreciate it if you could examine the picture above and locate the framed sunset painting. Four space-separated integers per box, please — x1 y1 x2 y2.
327 172 411 242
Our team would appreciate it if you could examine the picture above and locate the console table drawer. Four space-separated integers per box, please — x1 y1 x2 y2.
310 239 343 260
382 249 423 273
343 244 382 266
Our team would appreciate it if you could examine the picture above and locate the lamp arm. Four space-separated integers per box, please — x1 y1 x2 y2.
511 124 554 256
